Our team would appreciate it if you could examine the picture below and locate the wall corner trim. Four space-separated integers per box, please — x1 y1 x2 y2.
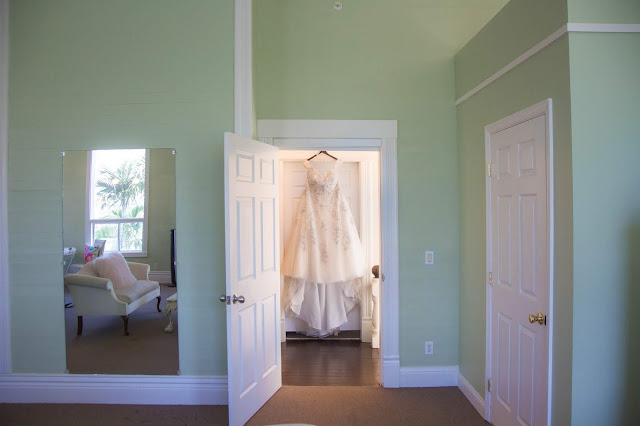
234 0 253 138
455 23 640 106
457 372 486 419
0 374 228 405
0 0 11 375
398 366 459 388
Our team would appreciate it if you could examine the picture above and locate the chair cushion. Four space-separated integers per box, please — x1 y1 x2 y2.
94 252 137 289
115 280 160 304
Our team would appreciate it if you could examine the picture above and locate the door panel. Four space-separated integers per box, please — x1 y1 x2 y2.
225 133 281 426
490 115 549 426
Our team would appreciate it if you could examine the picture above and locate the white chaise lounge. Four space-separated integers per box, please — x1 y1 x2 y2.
64 261 161 336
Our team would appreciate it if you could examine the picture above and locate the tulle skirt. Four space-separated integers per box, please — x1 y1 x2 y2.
282 276 361 337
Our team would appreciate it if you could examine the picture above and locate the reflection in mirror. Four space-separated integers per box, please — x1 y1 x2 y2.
62 148 178 375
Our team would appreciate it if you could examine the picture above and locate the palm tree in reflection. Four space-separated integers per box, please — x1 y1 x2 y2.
95 159 145 250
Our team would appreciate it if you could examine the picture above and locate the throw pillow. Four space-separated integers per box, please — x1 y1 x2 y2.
93 251 137 289
84 245 101 263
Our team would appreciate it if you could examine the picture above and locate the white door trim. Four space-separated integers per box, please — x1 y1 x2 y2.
484 99 554 424
456 23 640 105
257 119 400 388
234 0 252 138
0 0 11 375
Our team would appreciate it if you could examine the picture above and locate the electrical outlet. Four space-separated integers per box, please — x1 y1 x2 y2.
153 263 159 270
425 251 434 265
425 341 433 355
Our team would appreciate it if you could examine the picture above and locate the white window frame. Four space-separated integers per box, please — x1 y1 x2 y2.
86 149 150 257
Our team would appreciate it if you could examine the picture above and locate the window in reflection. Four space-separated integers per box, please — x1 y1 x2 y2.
89 149 147 255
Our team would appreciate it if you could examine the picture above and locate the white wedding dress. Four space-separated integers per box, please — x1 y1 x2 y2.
281 160 366 337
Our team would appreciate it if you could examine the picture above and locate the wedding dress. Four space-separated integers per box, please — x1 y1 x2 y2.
281 159 366 337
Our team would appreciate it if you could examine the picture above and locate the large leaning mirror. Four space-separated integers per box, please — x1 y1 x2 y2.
62 148 177 375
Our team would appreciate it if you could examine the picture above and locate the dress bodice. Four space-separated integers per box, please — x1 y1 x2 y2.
303 160 341 199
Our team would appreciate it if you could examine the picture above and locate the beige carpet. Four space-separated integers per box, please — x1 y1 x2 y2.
64 284 179 375
0 386 487 425
247 386 487 426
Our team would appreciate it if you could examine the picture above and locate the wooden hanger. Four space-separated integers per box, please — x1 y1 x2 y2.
306 150 338 161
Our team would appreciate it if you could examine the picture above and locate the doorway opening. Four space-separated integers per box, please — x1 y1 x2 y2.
278 150 381 386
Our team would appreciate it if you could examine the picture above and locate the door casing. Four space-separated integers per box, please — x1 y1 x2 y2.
484 99 554 425
257 119 400 387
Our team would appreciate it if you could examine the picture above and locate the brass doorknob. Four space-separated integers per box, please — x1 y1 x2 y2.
528 312 546 325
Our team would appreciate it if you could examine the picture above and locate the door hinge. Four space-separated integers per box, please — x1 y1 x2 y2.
488 378 492 392
487 162 492 177
488 272 492 286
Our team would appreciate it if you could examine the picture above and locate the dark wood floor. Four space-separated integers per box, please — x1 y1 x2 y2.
281 340 380 386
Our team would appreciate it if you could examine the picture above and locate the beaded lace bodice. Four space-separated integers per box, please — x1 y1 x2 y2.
281 159 364 284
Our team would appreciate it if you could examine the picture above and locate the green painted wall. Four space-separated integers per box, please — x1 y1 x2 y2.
455 38 573 425
455 0 568 98
455 1 575 424
568 0 640 23
9 0 233 374
62 149 176 271
254 0 507 368
62 151 88 265
569 32 640 426
143 148 176 272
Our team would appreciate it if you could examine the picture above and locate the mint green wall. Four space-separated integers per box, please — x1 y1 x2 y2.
456 38 573 425
254 0 507 368
455 0 567 98
9 0 233 374
142 148 176 272
62 151 88 265
569 32 640 426
568 0 640 23
62 149 176 271
455 1 575 423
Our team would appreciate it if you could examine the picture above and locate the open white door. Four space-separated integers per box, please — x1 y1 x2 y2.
223 132 281 426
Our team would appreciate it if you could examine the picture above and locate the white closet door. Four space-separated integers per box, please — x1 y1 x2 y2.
489 115 549 426
281 160 361 331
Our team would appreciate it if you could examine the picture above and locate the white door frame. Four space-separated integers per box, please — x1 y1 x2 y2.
484 99 554 424
257 119 400 387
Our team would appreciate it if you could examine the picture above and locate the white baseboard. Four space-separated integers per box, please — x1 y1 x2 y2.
382 356 400 388
0 374 227 405
399 366 458 387
457 372 486 418
149 271 172 284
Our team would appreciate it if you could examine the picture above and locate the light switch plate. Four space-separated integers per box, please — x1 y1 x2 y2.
425 251 434 265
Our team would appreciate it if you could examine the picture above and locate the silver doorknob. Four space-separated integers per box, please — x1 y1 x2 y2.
232 294 245 304
219 295 230 304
